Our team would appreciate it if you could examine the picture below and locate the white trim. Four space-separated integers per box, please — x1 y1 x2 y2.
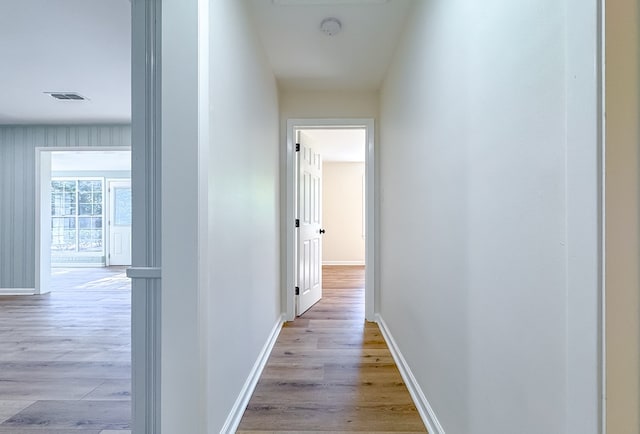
284 118 376 322
322 261 365 266
220 314 286 434
0 288 37 295
131 0 162 431
376 314 445 434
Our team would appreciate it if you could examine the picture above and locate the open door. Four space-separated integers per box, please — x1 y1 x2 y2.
107 180 132 266
296 132 324 315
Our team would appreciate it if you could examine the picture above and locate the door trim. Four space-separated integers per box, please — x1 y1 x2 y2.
284 118 376 321
130 0 162 432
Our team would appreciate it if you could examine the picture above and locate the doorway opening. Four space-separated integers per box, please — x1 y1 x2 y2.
36 148 132 295
284 118 375 321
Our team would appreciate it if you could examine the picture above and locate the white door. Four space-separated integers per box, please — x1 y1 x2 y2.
296 136 324 315
108 180 132 266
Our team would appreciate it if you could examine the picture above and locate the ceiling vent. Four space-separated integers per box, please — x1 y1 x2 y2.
46 92 88 101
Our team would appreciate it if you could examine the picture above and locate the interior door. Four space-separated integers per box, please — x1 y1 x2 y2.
296 134 323 315
108 180 132 266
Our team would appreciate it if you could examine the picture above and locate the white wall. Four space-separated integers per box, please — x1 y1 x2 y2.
605 0 640 431
207 0 281 431
379 1 600 433
161 0 281 432
161 0 202 431
322 162 365 265
279 89 379 120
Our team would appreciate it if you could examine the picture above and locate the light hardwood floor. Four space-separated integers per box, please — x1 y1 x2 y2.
0 267 131 434
237 266 427 434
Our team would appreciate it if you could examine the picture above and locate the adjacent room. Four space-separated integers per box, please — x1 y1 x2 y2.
0 0 132 432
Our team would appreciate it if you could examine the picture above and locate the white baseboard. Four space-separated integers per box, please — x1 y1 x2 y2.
220 313 285 434
322 261 365 266
376 314 446 434
0 288 36 295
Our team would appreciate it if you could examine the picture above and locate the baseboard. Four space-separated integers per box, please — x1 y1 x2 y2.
376 314 446 434
0 288 36 295
322 261 365 266
220 313 285 434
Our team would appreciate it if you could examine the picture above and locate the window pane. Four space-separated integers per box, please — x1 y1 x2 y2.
78 181 91 193
114 187 132 226
78 204 92 215
78 229 102 252
78 192 92 204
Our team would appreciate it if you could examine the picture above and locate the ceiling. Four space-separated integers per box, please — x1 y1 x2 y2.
0 0 131 125
0 0 412 125
247 0 414 91
51 150 131 172
301 128 365 162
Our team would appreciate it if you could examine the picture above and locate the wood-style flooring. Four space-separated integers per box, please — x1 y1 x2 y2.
0 267 131 434
237 266 427 434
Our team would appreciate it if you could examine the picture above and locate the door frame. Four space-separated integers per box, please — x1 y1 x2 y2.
284 118 376 322
129 0 162 432
35 146 131 294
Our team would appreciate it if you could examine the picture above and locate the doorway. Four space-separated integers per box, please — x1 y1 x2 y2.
285 118 375 321
36 148 132 294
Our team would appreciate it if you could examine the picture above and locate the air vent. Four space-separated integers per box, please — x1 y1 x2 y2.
46 92 88 101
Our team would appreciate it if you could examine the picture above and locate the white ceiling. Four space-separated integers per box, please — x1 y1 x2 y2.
247 0 414 91
301 128 365 162
0 0 412 124
0 0 131 125
52 150 131 172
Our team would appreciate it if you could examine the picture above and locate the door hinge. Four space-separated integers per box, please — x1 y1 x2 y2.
295 218 300 228
295 286 300 295
295 143 300 152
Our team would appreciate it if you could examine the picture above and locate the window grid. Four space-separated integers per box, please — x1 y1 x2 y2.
51 179 104 253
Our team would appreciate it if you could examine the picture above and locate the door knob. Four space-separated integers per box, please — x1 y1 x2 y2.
319 229 326 234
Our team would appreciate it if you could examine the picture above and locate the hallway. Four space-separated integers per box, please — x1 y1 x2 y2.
237 266 426 433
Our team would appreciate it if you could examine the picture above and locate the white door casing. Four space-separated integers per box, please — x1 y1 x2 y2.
108 180 132 266
296 134 323 315
284 118 375 322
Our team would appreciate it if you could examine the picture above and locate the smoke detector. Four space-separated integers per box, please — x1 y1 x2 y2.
320 18 342 36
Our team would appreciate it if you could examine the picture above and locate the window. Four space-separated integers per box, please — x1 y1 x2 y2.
51 179 103 253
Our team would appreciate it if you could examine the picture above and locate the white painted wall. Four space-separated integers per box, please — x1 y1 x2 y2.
323 162 365 265
379 1 600 433
207 0 281 431
279 90 379 120
605 0 640 431
161 0 280 432
161 0 203 432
